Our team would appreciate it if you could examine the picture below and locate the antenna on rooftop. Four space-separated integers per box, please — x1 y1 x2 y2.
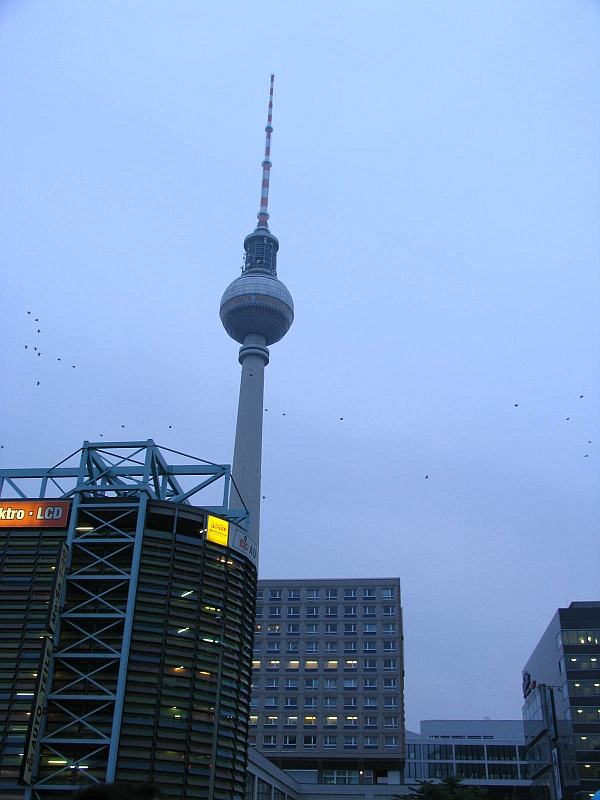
257 74 274 228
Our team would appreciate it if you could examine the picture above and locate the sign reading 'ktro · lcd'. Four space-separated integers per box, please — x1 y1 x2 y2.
0 500 71 528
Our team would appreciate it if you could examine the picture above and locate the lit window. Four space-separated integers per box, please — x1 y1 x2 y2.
304 716 317 726
286 660 299 671
305 660 318 670
267 659 280 670
325 660 338 670
325 715 338 726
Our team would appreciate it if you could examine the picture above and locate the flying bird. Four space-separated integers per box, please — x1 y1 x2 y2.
566 417 570 421
282 413 286 416
584 454 589 458
262 496 266 499
580 395 584 398
425 475 428 479
514 404 518 407
340 417 343 420
27 311 31 315
168 425 172 429
121 425 125 428
57 358 61 361
38 352 41 357
24 345 27 349
37 329 40 333
37 381 40 386
72 365 75 368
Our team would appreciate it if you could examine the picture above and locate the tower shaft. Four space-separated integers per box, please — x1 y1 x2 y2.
228 335 270 544
220 74 293 552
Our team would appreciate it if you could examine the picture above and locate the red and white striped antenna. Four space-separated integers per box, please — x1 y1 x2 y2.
257 74 275 228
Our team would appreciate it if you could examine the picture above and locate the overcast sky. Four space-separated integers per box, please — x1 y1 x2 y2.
1 1 598 732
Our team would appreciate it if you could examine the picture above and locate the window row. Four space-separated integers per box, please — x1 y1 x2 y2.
256 641 397 654
250 695 399 710
257 605 396 620
256 733 399 749
559 654 599 673
255 622 396 636
254 615 396 636
252 658 398 673
556 629 600 648
249 713 399 728
258 588 396 601
252 676 398 692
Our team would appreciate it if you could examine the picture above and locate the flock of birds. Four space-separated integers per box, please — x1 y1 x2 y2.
24 310 76 385
3 310 595 479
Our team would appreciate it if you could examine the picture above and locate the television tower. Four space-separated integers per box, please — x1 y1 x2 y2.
220 75 294 547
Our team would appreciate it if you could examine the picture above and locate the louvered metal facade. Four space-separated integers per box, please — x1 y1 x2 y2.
0 441 257 800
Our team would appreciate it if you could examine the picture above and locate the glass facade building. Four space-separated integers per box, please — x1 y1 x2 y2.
0 441 257 800
404 720 531 798
522 602 600 800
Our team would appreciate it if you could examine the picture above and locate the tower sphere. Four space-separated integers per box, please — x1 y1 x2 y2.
220 226 294 346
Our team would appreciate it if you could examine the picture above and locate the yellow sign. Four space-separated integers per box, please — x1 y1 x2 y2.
207 515 229 547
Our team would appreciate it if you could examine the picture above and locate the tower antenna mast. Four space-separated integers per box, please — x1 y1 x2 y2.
257 74 275 228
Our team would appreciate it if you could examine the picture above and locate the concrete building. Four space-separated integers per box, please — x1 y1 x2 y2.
521 602 600 800
250 578 404 787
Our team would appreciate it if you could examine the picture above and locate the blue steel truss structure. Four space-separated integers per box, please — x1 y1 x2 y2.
0 441 253 800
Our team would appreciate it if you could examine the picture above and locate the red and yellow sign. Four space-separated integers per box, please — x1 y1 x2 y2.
206 515 229 546
0 500 71 528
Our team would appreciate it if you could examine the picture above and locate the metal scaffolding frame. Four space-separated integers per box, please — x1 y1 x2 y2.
0 440 248 798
